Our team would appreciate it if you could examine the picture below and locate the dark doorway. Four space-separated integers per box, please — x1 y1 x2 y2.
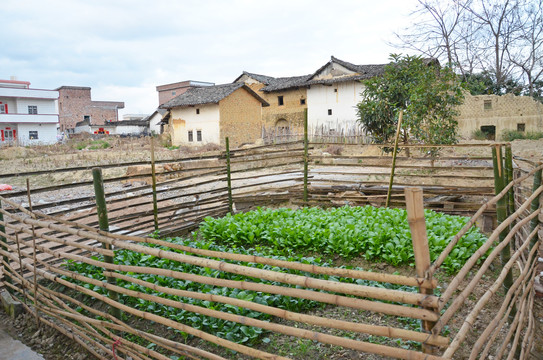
480 125 496 140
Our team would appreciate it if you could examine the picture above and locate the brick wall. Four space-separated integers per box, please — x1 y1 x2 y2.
219 88 263 147
57 87 123 131
57 87 92 131
457 93 543 140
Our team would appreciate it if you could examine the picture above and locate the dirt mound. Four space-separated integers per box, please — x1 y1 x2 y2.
0 147 38 160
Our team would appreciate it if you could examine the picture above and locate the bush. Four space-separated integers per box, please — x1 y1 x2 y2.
501 130 543 141
471 129 487 140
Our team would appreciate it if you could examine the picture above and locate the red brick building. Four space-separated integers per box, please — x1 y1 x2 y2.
156 80 214 106
56 86 125 132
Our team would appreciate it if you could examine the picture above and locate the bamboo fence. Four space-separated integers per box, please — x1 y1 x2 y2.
0 140 541 359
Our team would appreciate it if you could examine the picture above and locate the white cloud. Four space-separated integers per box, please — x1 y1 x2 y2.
1 0 420 115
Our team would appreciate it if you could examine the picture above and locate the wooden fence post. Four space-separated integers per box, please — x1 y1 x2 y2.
150 137 159 231
386 111 403 208
303 108 309 204
92 167 121 319
225 137 233 214
404 187 437 354
0 198 12 291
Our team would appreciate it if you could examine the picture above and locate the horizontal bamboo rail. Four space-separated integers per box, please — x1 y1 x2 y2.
105 271 448 347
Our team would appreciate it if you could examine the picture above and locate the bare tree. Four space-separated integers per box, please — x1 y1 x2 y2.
392 0 471 68
465 0 524 92
393 0 542 97
506 1 543 97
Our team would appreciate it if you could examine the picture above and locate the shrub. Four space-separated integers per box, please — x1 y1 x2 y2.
501 130 526 141
471 129 487 140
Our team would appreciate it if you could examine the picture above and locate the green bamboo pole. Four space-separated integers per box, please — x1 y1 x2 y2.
529 163 542 250
303 108 309 204
150 138 159 231
491 146 514 302
0 198 12 291
504 145 514 217
225 137 233 214
385 111 403 208
92 167 121 319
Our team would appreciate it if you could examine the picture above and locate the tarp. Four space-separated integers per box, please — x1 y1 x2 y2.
0 184 13 191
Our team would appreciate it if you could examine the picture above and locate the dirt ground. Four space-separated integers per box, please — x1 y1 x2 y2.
1 136 542 359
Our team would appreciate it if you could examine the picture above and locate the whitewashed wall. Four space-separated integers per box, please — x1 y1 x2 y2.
149 112 163 134
17 123 58 145
170 104 220 146
115 125 147 135
307 81 364 130
16 98 58 114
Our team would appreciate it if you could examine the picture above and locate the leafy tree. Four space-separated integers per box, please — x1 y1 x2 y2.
356 54 465 145
463 70 524 95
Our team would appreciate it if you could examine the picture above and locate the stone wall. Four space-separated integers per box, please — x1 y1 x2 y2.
457 93 543 140
219 88 263 147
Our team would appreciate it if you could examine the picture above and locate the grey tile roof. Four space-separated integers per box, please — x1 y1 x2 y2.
233 71 276 85
160 83 269 108
260 74 313 92
256 57 387 92
306 56 387 85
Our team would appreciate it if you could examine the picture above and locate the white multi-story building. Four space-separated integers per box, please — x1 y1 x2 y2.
0 78 59 146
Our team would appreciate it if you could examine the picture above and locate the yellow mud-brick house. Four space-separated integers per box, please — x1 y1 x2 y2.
160 83 269 148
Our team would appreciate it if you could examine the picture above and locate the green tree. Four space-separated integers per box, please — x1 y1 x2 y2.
356 54 465 145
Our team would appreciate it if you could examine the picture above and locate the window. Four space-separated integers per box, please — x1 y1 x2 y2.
328 109 332 116
28 105 38 114
196 109 200 114
0 104 6 114
188 130 193 142
300 99 306 105
517 123 525 132
84 115 90 122
172 91 176 96
484 100 492 110
278 96 284 106
334 88 338 93
29 131 38 140
197 130 202 142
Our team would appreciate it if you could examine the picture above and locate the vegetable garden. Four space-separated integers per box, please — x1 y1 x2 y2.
0 140 541 359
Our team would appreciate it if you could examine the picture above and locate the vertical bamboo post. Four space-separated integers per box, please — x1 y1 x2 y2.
225 137 233 214
492 146 515 306
14 232 28 305
92 167 121 319
404 187 437 354
150 138 159 231
26 179 40 328
303 108 309 204
529 163 542 251
0 198 11 291
504 145 515 217
385 111 403 208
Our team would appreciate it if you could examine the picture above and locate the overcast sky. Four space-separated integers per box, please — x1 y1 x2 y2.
1 0 421 118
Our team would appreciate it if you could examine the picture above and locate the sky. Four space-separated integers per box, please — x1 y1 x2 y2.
0 0 421 118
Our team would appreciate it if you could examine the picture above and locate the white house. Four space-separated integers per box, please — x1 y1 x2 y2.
306 57 385 132
0 78 59 146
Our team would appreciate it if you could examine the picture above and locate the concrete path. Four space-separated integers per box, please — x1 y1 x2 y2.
0 326 44 360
